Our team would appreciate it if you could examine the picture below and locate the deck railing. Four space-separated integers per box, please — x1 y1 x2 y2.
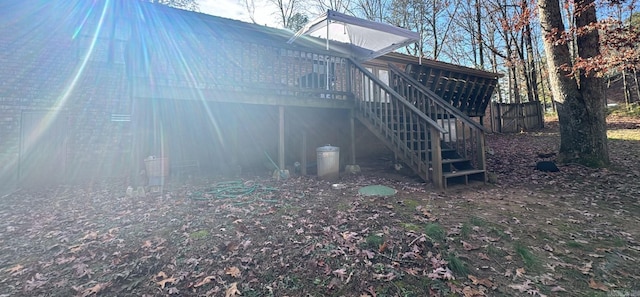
389 63 487 174
131 38 354 100
349 61 447 187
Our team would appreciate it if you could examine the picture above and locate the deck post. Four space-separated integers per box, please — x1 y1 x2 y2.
278 106 285 171
350 109 356 164
344 109 361 174
230 111 239 168
477 132 487 181
301 131 307 175
430 125 443 190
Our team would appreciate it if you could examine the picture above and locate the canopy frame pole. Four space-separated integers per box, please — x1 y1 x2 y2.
326 16 330 91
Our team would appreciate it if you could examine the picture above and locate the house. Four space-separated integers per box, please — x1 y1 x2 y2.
0 0 499 190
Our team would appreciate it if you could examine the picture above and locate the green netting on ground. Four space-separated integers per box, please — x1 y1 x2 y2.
358 185 397 197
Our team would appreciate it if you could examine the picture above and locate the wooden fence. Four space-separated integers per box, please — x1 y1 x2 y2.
491 101 544 133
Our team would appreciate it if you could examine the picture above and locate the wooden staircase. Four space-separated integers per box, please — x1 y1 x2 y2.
349 61 488 189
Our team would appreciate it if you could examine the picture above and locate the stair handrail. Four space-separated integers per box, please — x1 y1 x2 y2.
350 61 447 134
388 63 488 132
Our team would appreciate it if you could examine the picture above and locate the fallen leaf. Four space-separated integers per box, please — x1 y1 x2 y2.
225 282 241 297
378 241 388 253
588 279 608 291
580 261 593 274
515 267 525 278
508 280 532 292
157 277 177 289
141 240 153 249
81 231 98 241
468 274 494 287
372 272 396 281
5 264 24 275
194 276 216 287
69 244 84 253
225 266 241 278
551 286 567 292
81 282 110 297
462 285 485 297
155 271 168 279
462 241 479 251
428 267 455 280
478 252 490 260
403 267 419 276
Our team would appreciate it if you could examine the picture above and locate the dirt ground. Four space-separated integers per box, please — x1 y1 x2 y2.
1 118 639 297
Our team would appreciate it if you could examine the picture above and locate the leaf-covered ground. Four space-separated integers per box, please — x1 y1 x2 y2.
1 117 639 297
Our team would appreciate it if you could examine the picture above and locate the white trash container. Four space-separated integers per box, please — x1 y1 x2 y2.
317 145 339 180
145 157 169 186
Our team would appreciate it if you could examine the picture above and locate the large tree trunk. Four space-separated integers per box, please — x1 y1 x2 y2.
537 0 609 167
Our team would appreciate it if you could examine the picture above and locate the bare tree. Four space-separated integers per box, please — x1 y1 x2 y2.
388 0 461 60
241 0 258 23
267 0 304 28
146 0 198 11
355 0 389 21
311 0 353 13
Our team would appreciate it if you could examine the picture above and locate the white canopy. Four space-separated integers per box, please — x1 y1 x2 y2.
288 10 419 62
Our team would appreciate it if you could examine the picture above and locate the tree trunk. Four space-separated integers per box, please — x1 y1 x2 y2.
476 0 484 69
633 69 640 104
623 71 630 108
537 0 609 167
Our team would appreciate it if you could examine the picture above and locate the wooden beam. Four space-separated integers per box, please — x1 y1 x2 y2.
133 84 355 109
301 131 307 175
278 106 285 171
430 125 443 190
349 109 356 164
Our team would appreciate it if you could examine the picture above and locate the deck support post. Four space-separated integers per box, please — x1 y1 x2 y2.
278 106 285 171
230 111 239 168
345 109 361 174
431 126 443 190
477 132 487 182
301 131 307 175
349 109 356 164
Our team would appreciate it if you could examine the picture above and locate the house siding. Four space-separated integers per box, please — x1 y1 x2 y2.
0 1 389 186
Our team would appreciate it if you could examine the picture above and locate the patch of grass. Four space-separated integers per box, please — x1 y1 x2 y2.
470 216 487 227
446 253 469 276
401 223 422 232
608 103 640 117
488 226 508 239
567 240 584 249
365 234 384 249
557 223 581 233
460 222 471 239
611 236 627 247
402 199 421 209
335 202 350 211
608 129 640 140
424 223 446 242
486 244 507 258
556 267 590 289
392 280 417 297
189 230 209 239
514 242 539 269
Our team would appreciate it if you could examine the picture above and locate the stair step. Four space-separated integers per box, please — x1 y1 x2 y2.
443 169 485 179
442 158 468 164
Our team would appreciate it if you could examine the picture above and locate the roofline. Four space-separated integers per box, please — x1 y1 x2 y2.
376 52 504 79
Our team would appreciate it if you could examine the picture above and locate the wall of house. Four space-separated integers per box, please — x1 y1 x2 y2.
0 1 135 187
0 1 390 187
